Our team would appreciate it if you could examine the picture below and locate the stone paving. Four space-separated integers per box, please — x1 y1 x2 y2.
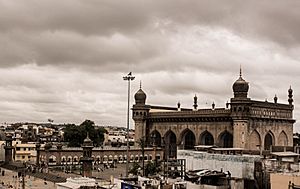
50 163 134 181
0 163 138 188
0 168 56 189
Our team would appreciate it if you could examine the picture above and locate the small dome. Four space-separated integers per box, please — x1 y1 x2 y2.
232 69 249 98
84 137 92 143
134 88 146 104
82 133 93 146
233 77 249 93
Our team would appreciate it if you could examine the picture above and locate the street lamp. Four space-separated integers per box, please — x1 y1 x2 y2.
123 72 135 177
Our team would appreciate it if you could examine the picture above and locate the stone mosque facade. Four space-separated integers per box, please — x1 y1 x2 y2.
133 70 295 158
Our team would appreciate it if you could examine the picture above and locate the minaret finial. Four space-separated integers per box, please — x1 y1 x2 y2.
288 85 293 105
193 94 198 110
140 80 142 89
177 101 181 110
274 94 278 104
240 65 242 77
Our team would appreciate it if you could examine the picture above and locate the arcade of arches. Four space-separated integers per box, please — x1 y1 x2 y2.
38 147 164 166
150 128 290 152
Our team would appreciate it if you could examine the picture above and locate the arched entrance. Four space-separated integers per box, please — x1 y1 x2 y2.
264 132 273 150
150 130 162 147
164 131 177 159
200 131 214 145
218 131 233 148
181 129 196 149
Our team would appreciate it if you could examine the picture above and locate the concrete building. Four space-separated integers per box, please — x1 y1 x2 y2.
0 141 5 162
104 128 135 146
178 149 265 188
178 150 261 181
270 173 300 189
14 143 37 163
133 69 295 158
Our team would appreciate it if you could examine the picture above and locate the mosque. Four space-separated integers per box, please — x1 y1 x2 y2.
133 69 295 158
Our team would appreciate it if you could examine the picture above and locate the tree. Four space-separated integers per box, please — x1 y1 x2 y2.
64 120 107 147
145 161 161 176
129 162 140 175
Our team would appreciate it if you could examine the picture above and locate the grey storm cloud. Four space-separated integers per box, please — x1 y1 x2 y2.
1 0 300 69
0 0 299 130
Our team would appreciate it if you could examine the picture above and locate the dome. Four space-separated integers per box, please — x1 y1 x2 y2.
134 88 146 104
232 70 249 98
233 77 249 92
83 133 93 146
84 137 92 143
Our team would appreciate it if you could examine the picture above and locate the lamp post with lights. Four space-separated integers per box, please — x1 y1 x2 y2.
123 72 135 177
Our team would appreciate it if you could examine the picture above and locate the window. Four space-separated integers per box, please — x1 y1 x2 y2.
22 156 25 159
16 147 20 151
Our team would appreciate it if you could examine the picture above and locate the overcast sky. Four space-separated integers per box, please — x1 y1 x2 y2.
0 0 300 131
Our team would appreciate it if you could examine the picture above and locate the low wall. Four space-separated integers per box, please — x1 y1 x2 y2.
178 150 261 180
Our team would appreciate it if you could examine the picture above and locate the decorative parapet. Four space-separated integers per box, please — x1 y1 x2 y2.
148 108 231 122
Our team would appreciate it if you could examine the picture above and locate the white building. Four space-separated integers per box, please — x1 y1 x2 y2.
56 177 96 189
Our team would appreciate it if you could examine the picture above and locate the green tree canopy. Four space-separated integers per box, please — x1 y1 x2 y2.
64 120 107 147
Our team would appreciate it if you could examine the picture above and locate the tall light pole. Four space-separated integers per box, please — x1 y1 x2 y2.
123 72 135 177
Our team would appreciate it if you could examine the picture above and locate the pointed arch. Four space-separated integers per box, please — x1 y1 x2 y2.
218 131 233 148
119 155 123 162
164 130 177 159
199 131 214 145
73 156 79 163
49 155 57 163
278 131 288 146
264 131 275 150
150 130 162 147
180 129 196 149
248 130 261 150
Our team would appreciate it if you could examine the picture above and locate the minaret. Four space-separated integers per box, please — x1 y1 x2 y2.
288 86 293 106
56 141 63 165
36 135 41 167
132 83 149 146
231 67 250 148
4 133 13 164
80 133 94 177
